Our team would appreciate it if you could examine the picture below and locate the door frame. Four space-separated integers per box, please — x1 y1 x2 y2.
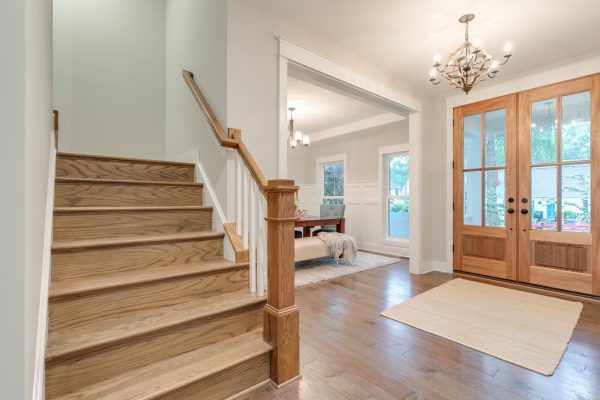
452 73 600 295
453 94 518 280
445 56 600 275
277 38 427 274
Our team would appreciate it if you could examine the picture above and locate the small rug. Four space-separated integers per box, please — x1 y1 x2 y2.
381 278 583 376
295 251 401 287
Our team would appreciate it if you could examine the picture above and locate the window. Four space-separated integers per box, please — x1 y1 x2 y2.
385 152 409 240
321 161 344 204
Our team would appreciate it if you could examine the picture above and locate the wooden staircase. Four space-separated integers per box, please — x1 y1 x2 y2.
46 153 272 399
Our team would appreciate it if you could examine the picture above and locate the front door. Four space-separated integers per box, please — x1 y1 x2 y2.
453 95 518 280
517 75 600 295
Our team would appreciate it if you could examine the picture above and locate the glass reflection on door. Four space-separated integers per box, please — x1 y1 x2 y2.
529 91 591 232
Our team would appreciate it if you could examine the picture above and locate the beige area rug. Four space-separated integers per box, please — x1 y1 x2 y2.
295 252 401 287
381 278 583 376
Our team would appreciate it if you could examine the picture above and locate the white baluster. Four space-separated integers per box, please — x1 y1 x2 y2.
242 167 249 249
236 154 242 236
249 181 257 293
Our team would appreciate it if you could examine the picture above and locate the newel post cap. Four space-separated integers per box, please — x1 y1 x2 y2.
264 179 298 193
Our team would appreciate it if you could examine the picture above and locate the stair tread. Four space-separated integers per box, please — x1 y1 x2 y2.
56 177 202 187
51 330 271 400
52 231 224 251
49 260 249 298
53 205 213 213
57 152 196 167
46 290 266 362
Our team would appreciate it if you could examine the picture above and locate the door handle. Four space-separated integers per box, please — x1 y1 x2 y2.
521 209 529 215
507 208 515 214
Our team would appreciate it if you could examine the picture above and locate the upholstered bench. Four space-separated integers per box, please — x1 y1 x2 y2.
294 237 330 262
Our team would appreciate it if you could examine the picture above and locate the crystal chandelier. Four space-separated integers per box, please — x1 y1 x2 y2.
288 107 309 149
429 14 512 94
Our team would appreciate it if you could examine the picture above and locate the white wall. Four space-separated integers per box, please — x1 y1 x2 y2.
165 0 230 211
0 0 52 398
421 96 448 269
291 121 410 257
53 0 166 159
227 0 409 180
289 121 409 184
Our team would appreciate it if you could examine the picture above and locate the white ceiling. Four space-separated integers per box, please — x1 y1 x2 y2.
246 0 600 97
287 75 391 133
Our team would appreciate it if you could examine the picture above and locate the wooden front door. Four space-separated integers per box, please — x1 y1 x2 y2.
454 94 518 280
517 75 600 295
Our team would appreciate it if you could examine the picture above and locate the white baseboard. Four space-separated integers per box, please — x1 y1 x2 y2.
33 135 57 400
422 260 452 274
358 242 410 258
194 162 234 262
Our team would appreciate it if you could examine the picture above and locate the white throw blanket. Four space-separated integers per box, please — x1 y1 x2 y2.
316 232 358 265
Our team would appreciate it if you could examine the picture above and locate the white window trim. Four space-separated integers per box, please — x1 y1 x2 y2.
379 144 410 246
316 154 347 205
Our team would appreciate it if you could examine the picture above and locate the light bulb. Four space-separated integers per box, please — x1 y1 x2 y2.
433 54 441 64
473 38 481 47
302 135 310 146
429 68 438 78
290 138 297 148
294 130 303 142
490 60 499 71
503 41 513 54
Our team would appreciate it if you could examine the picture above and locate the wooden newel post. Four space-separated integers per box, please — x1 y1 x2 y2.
263 179 300 387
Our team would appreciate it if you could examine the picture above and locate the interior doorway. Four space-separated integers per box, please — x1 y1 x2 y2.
277 39 426 273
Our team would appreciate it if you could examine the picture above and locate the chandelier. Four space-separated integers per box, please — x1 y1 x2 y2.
429 14 512 94
288 107 309 149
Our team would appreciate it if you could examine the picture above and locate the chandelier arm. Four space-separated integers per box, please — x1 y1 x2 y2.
497 55 511 65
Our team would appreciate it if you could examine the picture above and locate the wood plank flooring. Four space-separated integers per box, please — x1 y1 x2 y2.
240 261 600 400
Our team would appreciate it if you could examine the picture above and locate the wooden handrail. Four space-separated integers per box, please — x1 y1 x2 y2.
182 69 300 386
182 70 268 195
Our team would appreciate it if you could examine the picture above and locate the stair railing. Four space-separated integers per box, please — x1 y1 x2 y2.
182 70 300 387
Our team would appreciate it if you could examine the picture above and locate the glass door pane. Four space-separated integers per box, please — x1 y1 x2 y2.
463 171 482 226
463 114 482 169
562 91 591 162
531 98 557 164
485 109 506 167
531 166 557 231
561 164 591 232
388 199 409 239
485 170 505 227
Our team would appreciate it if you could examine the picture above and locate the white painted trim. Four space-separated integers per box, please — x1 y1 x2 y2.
316 154 347 205
279 38 422 113
315 153 347 165
378 143 409 156
358 242 409 259
443 55 600 274
408 113 423 274
445 106 454 274
311 113 405 143
33 132 57 400
194 161 235 262
277 53 289 177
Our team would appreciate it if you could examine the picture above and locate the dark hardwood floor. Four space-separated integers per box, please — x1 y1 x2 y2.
241 260 600 400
